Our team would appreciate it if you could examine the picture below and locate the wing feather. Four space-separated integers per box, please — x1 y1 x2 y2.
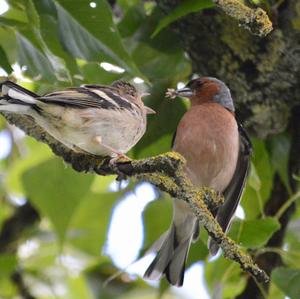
209 122 252 255
38 85 133 110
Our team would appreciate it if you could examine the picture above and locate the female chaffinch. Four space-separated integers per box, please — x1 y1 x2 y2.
144 77 252 286
0 80 155 158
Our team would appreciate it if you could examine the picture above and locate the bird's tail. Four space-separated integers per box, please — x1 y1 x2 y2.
0 80 38 114
144 200 198 286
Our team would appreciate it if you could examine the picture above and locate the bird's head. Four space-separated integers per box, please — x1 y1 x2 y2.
112 80 138 99
112 80 155 114
169 77 235 112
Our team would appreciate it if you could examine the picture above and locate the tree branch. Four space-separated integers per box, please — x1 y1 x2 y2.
11 270 37 299
1 112 269 282
212 0 273 36
0 202 39 254
0 201 39 299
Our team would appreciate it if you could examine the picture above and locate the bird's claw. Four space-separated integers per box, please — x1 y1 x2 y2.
109 154 131 166
165 88 177 99
109 154 131 181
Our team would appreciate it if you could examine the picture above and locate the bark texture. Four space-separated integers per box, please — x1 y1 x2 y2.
157 0 300 137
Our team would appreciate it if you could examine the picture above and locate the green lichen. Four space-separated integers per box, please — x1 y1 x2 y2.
292 2 300 31
221 19 257 62
256 31 285 73
138 172 179 194
246 102 290 138
214 0 272 36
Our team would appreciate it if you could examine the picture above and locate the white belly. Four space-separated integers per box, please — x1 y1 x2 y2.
33 107 146 156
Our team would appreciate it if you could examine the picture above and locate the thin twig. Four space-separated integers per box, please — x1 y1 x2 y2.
275 190 300 219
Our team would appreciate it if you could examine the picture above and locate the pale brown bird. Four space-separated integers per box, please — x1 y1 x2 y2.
144 77 252 286
0 80 155 158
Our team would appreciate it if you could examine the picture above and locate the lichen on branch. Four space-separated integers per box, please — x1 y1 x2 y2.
1 112 269 282
213 0 273 36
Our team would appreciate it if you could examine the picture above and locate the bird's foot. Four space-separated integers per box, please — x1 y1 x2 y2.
109 153 131 166
109 153 131 181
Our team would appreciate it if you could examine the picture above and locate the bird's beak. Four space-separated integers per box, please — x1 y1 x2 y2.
175 87 194 98
145 106 156 114
165 87 194 99
140 92 151 98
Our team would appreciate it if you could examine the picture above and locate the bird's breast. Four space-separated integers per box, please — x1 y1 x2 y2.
173 103 239 192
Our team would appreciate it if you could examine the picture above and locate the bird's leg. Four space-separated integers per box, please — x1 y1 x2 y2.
94 136 131 164
94 136 130 181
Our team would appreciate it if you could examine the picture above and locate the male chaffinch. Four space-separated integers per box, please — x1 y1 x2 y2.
0 80 155 158
144 77 252 286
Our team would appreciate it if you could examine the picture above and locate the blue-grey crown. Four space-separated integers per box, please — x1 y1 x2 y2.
208 77 235 112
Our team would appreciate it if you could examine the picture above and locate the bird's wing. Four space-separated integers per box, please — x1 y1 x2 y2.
171 130 177 148
209 122 252 254
38 85 134 110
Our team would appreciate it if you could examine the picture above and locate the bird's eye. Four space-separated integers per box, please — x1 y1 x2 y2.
186 79 204 89
196 81 203 88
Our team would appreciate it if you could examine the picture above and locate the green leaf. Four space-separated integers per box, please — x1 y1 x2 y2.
132 42 191 81
252 139 274 203
133 82 187 158
16 32 56 81
22 157 94 243
0 46 12 73
228 217 280 248
158 279 170 298
2 4 28 24
268 133 291 193
241 184 261 219
0 278 16 298
248 162 261 191
242 139 274 219
187 239 208 268
31 0 79 80
26 0 39 29
152 0 214 37
268 281 287 299
142 196 172 253
25 0 72 82
90 175 116 194
205 258 246 298
6 138 52 195
55 0 141 77
118 4 145 38
0 255 17 276
80 62 122 84
0 16 27 28
68 191 120 256
67 276 94 299
135 134 173 159
0 27 18 66
272 268 300 299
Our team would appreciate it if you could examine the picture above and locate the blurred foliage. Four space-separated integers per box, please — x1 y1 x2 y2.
0 0 299 299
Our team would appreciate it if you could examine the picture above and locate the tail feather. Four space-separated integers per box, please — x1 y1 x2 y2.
1 80 38 98
144 226 176 281
165 238 190 286
0 80 38 113
144 224 194 286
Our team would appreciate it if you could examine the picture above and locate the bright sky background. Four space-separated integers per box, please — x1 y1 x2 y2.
105 182 210 299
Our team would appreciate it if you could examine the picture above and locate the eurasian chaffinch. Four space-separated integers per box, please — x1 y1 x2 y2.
0 80 155 158
144 77 252 286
